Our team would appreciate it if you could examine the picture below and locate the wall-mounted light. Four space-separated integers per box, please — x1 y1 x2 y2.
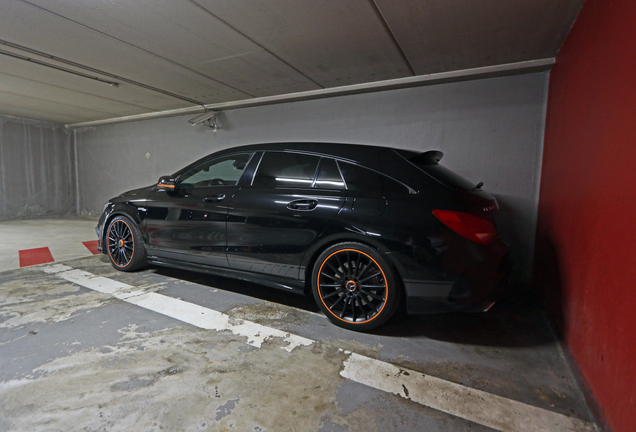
188 111 219 131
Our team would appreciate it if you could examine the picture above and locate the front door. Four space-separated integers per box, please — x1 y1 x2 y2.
144 152 253 268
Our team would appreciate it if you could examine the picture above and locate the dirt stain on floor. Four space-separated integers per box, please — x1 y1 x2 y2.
227 302 312 328
0 272 112 329
0 325 354 431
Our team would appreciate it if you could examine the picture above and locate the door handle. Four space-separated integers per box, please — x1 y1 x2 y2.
287 199 318 211
203 194 226 202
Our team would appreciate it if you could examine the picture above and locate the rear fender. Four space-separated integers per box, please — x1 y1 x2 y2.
299 226 408 294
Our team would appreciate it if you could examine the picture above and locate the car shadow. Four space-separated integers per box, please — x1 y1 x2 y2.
373 283 558 347
150 264 557 348
150 265 321 313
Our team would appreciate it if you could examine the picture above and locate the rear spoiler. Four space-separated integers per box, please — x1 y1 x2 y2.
410 150 444 165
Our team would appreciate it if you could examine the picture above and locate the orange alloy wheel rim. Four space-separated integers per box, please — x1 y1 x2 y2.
316 249 388 324
107 219 135 268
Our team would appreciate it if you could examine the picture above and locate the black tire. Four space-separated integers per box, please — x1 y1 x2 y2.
311 242 401 331
106 215 146 272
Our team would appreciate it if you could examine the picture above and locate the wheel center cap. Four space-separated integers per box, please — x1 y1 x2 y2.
345 280 358 292
118 239 124 248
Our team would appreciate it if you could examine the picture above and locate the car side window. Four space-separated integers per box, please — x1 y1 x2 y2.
252 152 320 188
337 161 409 196
315 158 345 189
178 153 251 188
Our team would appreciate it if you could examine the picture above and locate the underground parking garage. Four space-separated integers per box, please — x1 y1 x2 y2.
0 0 634 431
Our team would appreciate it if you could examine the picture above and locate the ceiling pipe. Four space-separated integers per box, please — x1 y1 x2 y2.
66 58 555 129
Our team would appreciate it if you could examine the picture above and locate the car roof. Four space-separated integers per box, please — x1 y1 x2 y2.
209 142 420 171
173 142 440 193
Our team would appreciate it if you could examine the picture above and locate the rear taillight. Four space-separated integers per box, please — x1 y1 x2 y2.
432 209 497 245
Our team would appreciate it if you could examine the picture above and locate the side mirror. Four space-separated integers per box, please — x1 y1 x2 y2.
156 175 177 191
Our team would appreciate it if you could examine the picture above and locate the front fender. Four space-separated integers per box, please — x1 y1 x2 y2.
100 202 145 247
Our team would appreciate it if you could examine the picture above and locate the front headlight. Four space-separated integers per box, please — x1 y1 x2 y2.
101 202 111 214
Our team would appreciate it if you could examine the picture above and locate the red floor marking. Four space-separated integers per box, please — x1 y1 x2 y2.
82 240 100 255
19 247 55 267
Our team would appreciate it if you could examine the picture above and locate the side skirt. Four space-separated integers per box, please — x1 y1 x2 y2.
146 255 307 295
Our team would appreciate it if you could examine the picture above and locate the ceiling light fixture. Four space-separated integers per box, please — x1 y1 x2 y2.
0 39 204 107
0 48 120 87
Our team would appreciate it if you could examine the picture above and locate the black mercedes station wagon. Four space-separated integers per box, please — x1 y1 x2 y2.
96 142 511 331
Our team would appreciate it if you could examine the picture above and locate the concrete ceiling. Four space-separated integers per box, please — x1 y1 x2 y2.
0 0 583 127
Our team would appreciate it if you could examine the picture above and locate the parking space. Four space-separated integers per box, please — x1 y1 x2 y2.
0 220 597 431
0 218 99 273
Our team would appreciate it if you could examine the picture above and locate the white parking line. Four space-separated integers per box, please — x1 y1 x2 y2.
42 264 596 432
341 354 596 432
43 264 314 352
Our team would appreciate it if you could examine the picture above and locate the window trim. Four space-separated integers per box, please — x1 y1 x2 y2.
313 156 347 190
229 149 416 194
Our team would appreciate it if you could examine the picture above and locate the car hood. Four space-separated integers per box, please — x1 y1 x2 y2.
113 184 154 201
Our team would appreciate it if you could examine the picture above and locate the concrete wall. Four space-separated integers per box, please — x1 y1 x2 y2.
535 0 636 429
76 72 549 280
0 115 76 220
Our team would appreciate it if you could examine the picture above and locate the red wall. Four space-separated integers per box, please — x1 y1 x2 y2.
535 0 636 430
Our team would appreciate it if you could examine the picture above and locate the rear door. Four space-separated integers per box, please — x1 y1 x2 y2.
226 151 346 280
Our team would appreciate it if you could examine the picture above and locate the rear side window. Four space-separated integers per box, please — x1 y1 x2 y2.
253 152 320 188
337 162 409 196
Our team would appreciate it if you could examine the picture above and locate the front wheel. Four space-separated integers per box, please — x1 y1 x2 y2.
106 216 146 271
311 242 401 331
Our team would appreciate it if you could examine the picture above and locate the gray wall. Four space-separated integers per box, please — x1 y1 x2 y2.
0 115 76 220
76 72 549 280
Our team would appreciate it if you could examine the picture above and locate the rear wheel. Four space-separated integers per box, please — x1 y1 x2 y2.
311 242 400 331
106 216 146 271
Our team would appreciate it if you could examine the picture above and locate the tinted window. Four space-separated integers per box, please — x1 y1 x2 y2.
338 161 408 196
383 175 410 196
179 153 251 188
315 158 345 189
410 160 475 191
338 162 381 194
253 152 320 188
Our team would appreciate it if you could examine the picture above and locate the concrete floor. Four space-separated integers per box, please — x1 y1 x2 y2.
0 217 99 272
0 218 597 431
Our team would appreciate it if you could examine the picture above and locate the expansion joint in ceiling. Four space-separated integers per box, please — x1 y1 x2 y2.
187 0 325 89
19 0 254 98
369 0 416 76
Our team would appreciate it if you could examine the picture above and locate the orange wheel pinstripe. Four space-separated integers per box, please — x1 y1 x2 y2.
315 247 390 326
107 218 135 268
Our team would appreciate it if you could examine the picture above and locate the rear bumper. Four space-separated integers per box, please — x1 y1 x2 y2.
390 237 512 315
